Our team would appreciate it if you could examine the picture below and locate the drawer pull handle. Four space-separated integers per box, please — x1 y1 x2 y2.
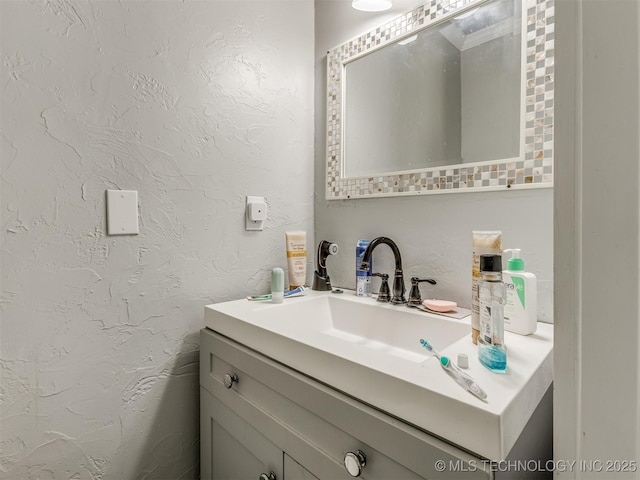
258 472 276 480
223 373 239 389
344 450 366 477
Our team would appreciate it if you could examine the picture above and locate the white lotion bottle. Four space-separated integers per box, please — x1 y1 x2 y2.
502 249 537 335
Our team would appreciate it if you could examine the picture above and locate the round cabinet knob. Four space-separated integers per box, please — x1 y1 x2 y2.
344 450 366 477
223 373 238 389
258 472 276 480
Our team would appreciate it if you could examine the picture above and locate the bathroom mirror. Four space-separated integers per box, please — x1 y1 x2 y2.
326 0 554 199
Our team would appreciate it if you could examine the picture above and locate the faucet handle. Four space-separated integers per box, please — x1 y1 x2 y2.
372 273 391 303
408 277 437 306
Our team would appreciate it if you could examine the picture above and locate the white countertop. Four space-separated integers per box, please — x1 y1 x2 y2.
204 289 553 460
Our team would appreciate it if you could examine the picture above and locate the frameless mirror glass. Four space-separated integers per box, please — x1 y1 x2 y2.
326 0 554 199
344 0 521 177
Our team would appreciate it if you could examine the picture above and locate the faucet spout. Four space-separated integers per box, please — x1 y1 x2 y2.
360 237 406 304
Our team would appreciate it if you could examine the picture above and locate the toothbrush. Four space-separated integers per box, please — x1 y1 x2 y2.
247 286 306 301
420 339 488 401
420 339 443 359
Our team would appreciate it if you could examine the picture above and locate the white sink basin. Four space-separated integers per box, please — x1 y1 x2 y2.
258 295 468 363
205 289 553 460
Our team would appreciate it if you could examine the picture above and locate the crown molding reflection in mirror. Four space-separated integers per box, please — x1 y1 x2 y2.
326 0 554 199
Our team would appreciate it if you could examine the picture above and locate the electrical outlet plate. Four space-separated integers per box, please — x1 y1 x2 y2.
107 190 139 235
246 196 267 231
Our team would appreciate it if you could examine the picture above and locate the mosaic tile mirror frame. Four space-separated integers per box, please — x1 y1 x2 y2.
326 0 554 199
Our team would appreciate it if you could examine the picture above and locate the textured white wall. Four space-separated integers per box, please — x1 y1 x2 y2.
315 0 554 322
0 1 314 479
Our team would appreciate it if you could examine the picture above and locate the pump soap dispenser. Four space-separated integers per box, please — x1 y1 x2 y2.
503 249 537 335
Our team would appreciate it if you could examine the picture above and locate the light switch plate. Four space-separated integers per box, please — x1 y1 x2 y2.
246 196 266 231
107 190 139 235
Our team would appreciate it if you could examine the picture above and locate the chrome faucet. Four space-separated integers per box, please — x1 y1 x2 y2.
360 237 406 304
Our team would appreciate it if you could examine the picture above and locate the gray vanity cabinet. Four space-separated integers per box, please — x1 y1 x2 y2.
284 455 319 480
201 387 319 480
200 328 491 480
201 387 282 479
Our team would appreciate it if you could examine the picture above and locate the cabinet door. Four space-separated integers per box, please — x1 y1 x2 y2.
284 454 319 480
201 387 282 480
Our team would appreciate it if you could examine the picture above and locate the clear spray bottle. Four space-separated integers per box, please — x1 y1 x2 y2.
478 254 507 373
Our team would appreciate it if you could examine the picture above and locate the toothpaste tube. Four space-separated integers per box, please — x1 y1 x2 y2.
247 286 306 301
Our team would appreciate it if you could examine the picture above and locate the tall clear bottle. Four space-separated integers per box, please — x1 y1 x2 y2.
478 254 507 373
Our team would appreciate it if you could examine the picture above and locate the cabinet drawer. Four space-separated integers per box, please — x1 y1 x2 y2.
201 387 282 480
200 328 490 480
